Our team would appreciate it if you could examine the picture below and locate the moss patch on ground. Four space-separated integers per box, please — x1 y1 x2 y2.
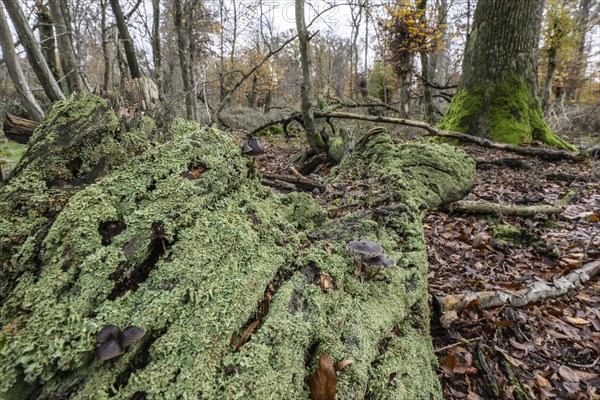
438 75 576 151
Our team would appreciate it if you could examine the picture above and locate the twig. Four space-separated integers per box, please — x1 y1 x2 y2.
435 336 483 353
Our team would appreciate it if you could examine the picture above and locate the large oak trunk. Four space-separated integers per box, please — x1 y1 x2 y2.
0 95 475 399
438 0 575 150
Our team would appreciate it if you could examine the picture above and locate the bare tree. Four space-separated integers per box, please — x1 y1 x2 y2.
1 0 65 102
0 4 44 121
295 0 321 153
48 0 84 93
110 0 142 79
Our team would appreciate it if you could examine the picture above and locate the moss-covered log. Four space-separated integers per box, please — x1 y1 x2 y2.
0 95 475 399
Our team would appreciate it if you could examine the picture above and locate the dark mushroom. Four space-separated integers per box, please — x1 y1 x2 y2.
96 324 120 343
362 254 396 280
119 326 145 348
241 137 265 157
346 239 384 277
96 339 125 361
311 188 320 196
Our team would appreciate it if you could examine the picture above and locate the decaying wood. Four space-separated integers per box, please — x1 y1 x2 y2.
250 110 582 161
3 112 39 144
447 200 563 216
434 261 600 323
261 172 325 192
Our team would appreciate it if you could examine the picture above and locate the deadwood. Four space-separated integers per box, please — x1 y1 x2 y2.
2 113 39 144
250 111 583 161
447 200 563 216
434 261 600 326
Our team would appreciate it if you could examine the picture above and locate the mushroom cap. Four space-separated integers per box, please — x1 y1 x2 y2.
374 207 389 216
362 254 396 268
346 239 384 258
119 326 145 348
242 137 265 157
96 339 124 361
96 324 120 343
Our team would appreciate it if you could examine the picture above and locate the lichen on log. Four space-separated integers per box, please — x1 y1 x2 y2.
0 95 475 399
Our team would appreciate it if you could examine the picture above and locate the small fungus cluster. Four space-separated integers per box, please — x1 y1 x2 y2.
346 239 396 281
241 137 265 158
95 325 145 361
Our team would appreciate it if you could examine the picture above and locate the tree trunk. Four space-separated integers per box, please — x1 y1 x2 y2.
0 5 44 121
541 22 559 112
100 0 111 91
174 0 193 119
151 0 162 96
0 95 476 399
417 0 435 123
35 0 60 83
295 0 322 153
48 0 84 94
1 0 65 102
569 0 591 101
437 0 575 150
110 0 141 79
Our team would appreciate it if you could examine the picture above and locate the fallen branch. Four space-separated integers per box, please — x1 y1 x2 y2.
447 200 563 216
261 172 325 192
248 111 583 161
3 113 39 144
434 261 600 319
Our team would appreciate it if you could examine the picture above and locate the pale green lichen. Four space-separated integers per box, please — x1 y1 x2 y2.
0 117 473 399
438 75 576 151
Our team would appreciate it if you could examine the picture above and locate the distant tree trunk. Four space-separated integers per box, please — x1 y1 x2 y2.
429 0 448 113
0 4 44 121
152 0 162 96
570 0 591 101
35 0 60 83
295 0 322 154
110 0 141 79
541 21 561 111
100 0 111 91
2 0 65 102
48 0 84 93
174 0 193 119
438 0 574 150
418 0 435 123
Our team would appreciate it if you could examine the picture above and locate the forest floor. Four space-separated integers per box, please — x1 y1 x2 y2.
256 133 600 400
1 129 598 399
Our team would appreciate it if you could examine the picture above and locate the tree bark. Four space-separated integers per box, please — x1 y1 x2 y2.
0 95 477 399
35 0 60 83
151 0 162 96
48 0 84 94
0 4 44 121
437 0 574 151
1 0 65 102
174 0 193 119
295 0 321 153
110 0 142 79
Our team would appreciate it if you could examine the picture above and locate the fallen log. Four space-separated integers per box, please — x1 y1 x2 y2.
2 112 39 144
261 172 325 192
0 94 477 399
434 260 600 326
447 200 563 216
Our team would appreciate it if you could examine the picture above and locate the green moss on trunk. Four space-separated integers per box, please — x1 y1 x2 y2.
438 75 576 151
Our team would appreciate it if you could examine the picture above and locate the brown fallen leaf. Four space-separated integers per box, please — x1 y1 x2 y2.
335 359 354 371
308 353 337 400
564 316 591 326
234 320 260 351
319 273 333 291
558 365 599 382
534 373 551 388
